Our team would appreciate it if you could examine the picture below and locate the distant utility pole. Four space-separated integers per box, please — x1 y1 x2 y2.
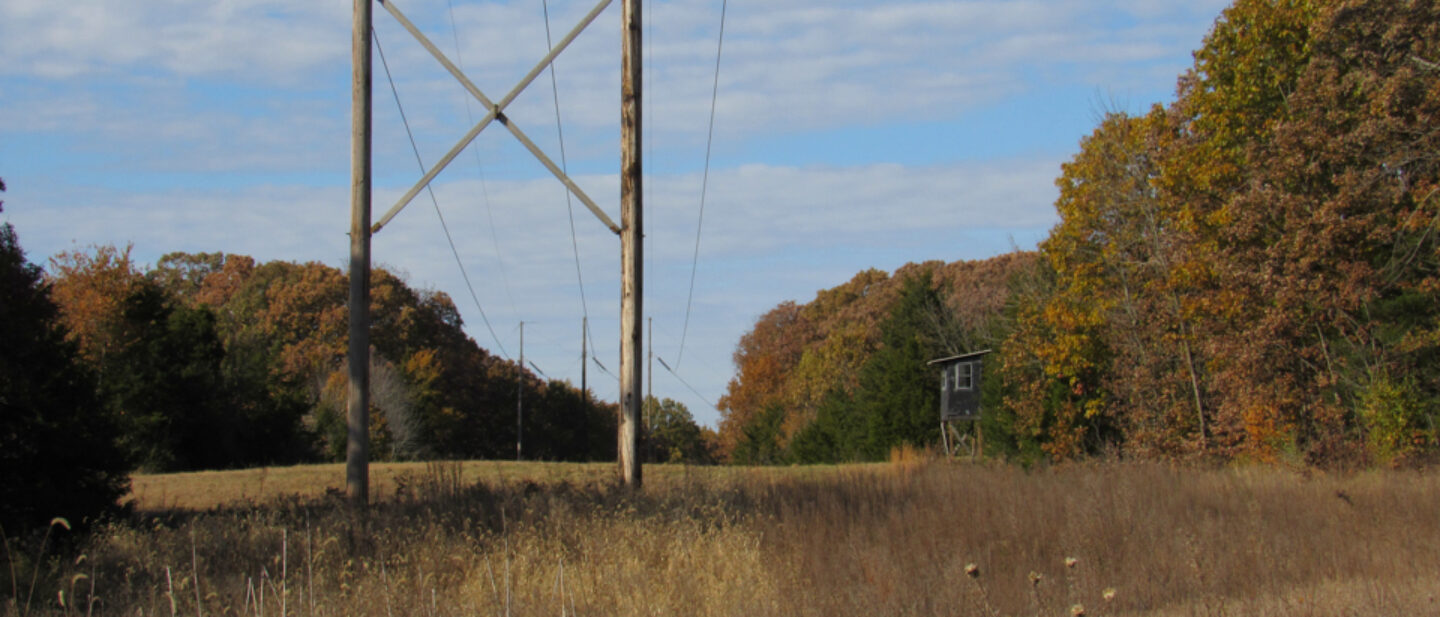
581 316 589 409
646 317 653 464
618 0 643 488
517 321 524 461
647 317 653 407
346 0 373 507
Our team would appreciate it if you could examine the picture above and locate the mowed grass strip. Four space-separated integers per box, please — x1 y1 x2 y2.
125 460 870 511
127 461 616 511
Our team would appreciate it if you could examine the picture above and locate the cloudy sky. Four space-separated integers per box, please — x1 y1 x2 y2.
1 0 1229 429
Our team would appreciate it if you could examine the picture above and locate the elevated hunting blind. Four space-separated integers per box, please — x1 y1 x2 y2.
928 350 991 457
928 350 991 421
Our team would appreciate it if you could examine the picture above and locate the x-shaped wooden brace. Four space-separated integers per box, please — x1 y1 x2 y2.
371 0 620 235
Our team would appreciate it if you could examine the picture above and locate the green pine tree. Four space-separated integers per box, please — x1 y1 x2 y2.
0 188 130 532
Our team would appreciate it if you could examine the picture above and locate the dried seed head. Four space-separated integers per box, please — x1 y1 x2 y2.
1028 571 1043 586
1064 556 1079 569
1102 588 1117 602
1070 603 1086 616
964 563 980 578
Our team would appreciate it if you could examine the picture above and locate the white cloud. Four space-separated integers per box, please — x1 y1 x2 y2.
0 0 348 81
3 0 1220 153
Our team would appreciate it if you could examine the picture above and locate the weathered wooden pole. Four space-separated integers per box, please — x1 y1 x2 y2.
618 0 643 488
347 0 373 507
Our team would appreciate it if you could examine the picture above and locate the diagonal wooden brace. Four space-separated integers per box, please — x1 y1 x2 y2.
372 0 620 235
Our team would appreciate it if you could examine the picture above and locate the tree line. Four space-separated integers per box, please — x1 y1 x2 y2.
1 200 713 531
717 0 1440 467
717 256 1032 464
40 247 625 470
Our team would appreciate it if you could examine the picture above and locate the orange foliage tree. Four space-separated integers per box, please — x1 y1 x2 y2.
1004 0 1440 465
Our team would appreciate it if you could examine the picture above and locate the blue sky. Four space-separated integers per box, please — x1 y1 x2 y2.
1 0 1230 429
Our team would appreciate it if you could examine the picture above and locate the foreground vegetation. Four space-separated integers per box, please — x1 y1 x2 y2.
7 461 1440 616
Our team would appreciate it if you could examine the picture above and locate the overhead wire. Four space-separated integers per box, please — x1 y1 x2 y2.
376 0 733 405
445 0 520 321
539 0 601 359
592 357 617 379
372 27 511 360
675 0 728 368
656 356 716 409
649 321 725 411
651 319 729 384
643 0 652 320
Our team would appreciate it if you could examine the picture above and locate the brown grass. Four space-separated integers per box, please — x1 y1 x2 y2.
9 461 1440 616
126 461 616 511
124 461 858 512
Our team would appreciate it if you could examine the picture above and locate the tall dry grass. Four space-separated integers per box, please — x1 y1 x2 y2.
7 461 1440 616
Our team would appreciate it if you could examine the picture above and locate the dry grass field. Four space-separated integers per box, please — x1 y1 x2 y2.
8 460 1440 616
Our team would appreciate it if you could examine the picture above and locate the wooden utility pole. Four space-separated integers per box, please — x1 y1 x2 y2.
346 0 373 507
618 0 643 488
517 321 524 461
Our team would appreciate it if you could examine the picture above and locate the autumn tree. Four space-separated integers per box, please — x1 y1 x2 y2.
779 269 892 440
720 256 1036 463
998 0 1440 465
787 272 951 461
47 244 146 368
1017 109 1211 459
996 259 1108 460
716 301 810 457
151 251 228 302
1212 0 1440 463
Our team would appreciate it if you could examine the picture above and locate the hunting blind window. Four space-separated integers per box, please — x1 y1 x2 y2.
953 363 973 391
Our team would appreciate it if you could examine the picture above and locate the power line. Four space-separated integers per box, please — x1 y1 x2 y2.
592 356 617 379
446 0 520 320
676 0 728 368
373 28 511 360
656 356 716 409
644 0 653 318
651 319 730 384
540 0 599 359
